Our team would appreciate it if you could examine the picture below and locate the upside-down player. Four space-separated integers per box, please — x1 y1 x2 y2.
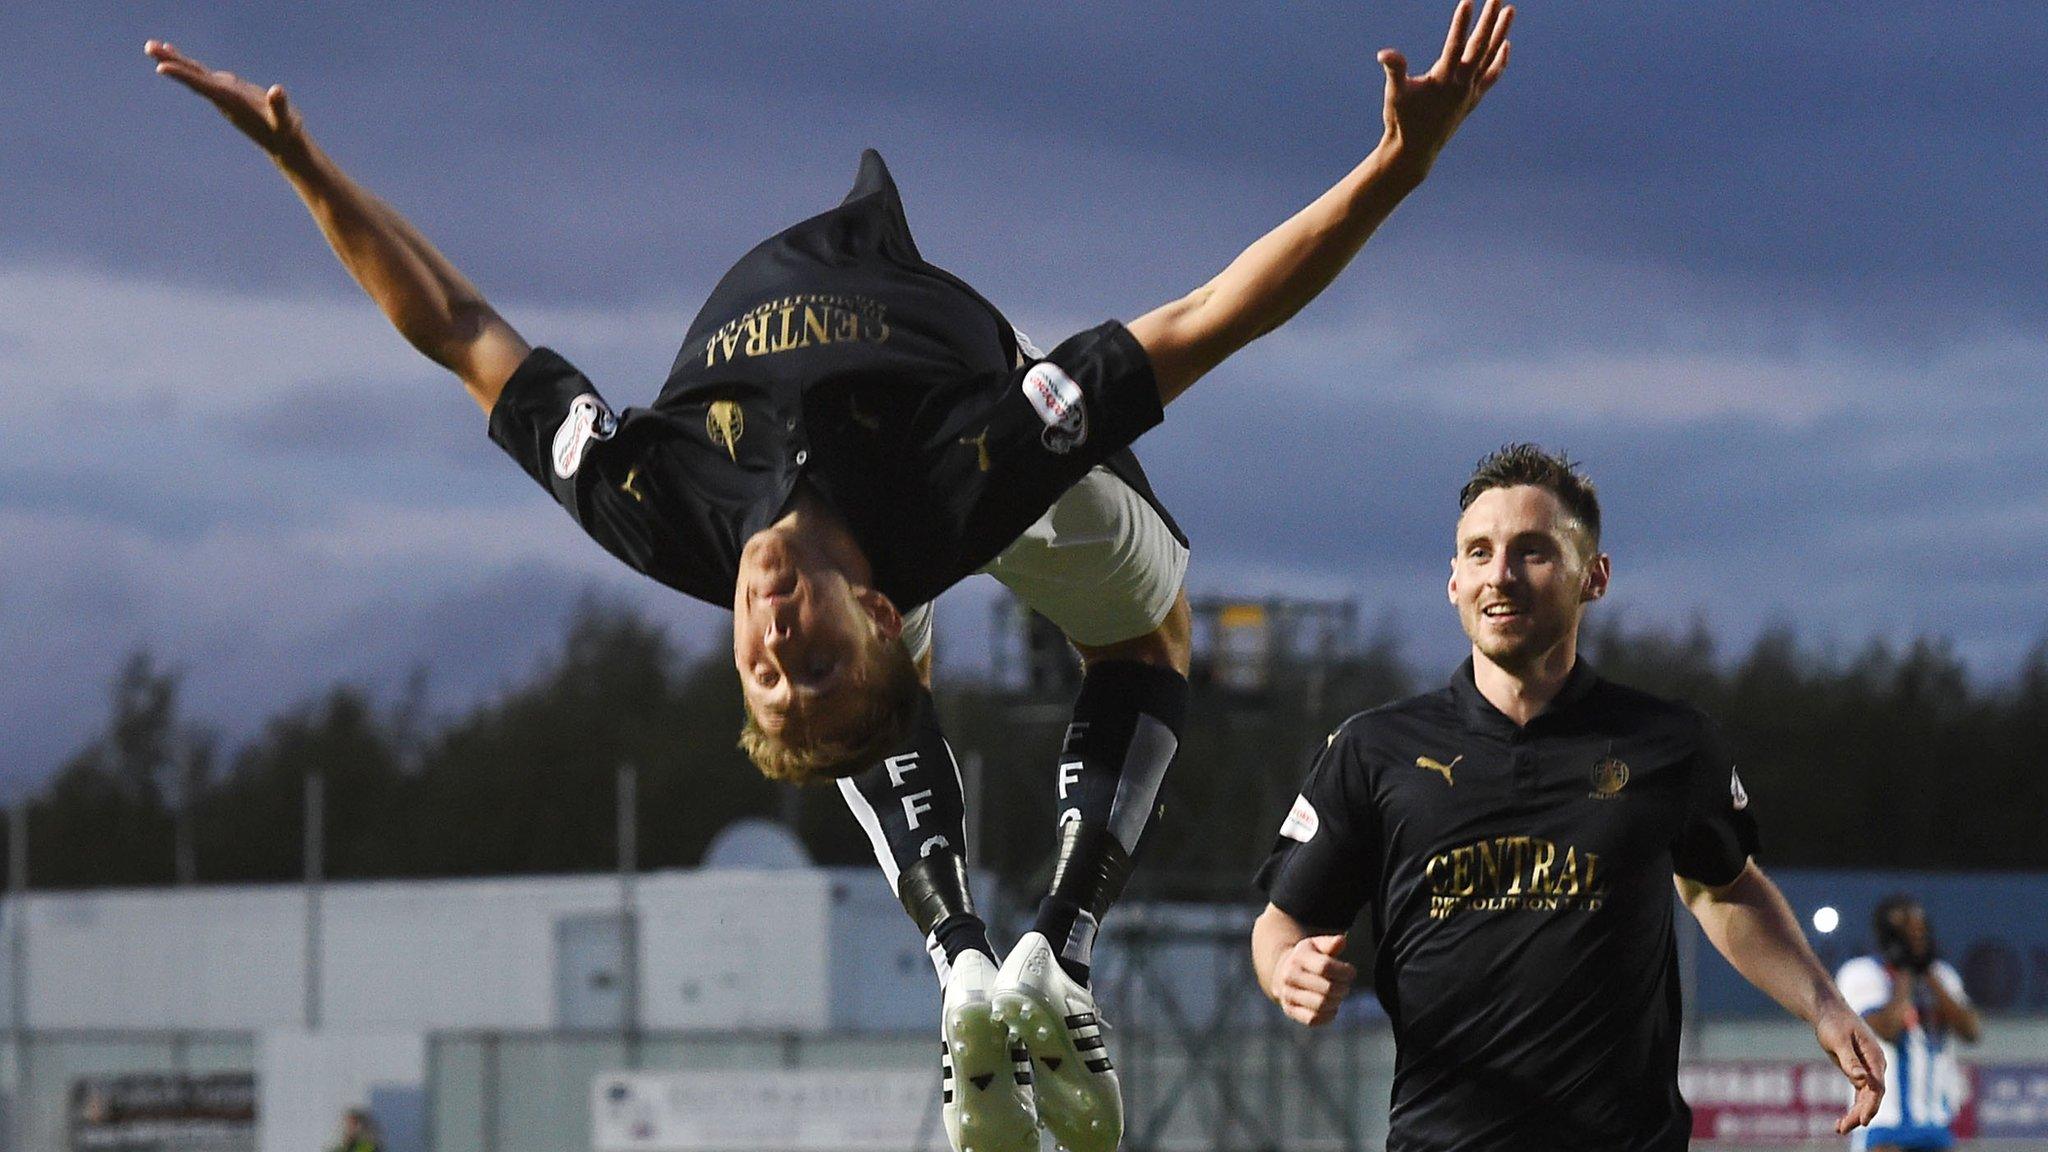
149 7 1513 1150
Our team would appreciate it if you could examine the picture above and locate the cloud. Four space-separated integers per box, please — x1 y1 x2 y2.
0 501 729 788
5 2 2045 793
6 248 2040 721
30 3 2042 333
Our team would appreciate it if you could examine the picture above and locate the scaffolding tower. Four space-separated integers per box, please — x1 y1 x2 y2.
986 592 1376 1151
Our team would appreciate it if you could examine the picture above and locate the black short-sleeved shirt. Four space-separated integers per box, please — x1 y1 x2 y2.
1256 659 1760 1152
487 150 1163 610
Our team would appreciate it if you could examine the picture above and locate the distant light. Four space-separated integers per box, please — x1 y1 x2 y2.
1813 906 1840 934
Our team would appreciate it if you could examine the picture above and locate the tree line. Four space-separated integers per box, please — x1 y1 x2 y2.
6 598 2043 903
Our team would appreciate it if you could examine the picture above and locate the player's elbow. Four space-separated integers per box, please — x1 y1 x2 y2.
393 291 493 361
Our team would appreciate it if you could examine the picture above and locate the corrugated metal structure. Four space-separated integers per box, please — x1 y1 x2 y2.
0 866 947 1151
4 868 2044 1152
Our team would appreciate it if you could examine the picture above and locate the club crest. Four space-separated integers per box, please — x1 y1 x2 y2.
706 400 745 461
1589 757 1630 799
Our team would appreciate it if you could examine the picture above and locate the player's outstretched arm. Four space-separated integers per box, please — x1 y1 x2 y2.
1925 966 1982 1042
146 40 529 413
1679 864 1887 1135
1252 903 1356 1027
1128 0 1511 404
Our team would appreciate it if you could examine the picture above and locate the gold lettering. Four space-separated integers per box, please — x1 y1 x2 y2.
1557 847 1580 895
1529 840 1556 893
695 295 890 366
742 316 771 358
1426 854 1449 894
1451 846 1474 897
1504 836 1530 894
706 325 742 368
1477 839 1502 894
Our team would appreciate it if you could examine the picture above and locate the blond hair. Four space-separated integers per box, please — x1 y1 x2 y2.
738 637 923 785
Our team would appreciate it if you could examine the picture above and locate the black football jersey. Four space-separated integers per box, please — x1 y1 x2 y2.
490 150 1163 610
1259 660 1760 1152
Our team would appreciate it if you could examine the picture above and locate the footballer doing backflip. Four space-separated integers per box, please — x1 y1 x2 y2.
149 5 1512 1150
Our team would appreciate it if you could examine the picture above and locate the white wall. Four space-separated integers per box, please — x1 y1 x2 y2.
4 869 838 1033
322 875 622 1031
258 1030 424 1152
21 887 302 1029
640 871 831 1030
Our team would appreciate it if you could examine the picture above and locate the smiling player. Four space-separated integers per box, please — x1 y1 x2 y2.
1253 445 1889 1150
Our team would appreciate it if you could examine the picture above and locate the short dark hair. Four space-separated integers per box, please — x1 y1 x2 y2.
1459 443 1602 552
737 637 922 785
1872 892 1920 936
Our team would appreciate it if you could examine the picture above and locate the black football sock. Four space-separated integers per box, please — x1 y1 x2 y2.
837 688 992 987
1032 660 1189 985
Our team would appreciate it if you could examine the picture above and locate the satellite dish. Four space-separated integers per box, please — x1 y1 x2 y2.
702 819 811 870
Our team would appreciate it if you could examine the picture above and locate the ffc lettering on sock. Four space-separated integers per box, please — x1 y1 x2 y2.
836 687 988 988
1034 660 1189 976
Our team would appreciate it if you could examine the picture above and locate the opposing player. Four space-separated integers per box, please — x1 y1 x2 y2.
149 6 1513 1150
1253 446 1888 1150
1836 896 1981 1152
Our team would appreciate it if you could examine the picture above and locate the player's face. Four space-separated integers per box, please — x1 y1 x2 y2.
1448 485 1608 674
1888 905 1931 954
732 533 879 735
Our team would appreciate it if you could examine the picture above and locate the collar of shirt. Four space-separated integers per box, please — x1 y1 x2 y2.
1449 656 1602 739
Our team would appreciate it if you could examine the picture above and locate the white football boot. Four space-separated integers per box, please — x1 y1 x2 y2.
990 932 1121 1152
942 949 1039 1152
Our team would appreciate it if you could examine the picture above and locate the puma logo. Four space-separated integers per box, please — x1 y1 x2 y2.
1416 755 1463 786
960 428 993 472
618 466 645 504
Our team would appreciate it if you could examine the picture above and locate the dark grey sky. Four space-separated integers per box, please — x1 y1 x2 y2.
3 3 2043 785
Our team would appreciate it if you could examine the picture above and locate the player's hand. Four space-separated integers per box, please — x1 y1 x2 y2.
1376 0 1513 179
146 40 305 158
1272 933 1356 1027
1815 1000 1886 1134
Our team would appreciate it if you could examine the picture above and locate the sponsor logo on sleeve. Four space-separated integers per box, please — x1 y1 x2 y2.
552 394 618 479
1729 768 1749 811
1021 361 1088 454
1279 794 1320 843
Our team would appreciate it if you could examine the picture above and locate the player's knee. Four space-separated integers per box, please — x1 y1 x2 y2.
1075 588 1192 675
1155 588 1192 672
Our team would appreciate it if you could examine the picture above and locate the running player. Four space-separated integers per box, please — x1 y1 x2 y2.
1253 445 1889 1150
149 6 1512 1150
